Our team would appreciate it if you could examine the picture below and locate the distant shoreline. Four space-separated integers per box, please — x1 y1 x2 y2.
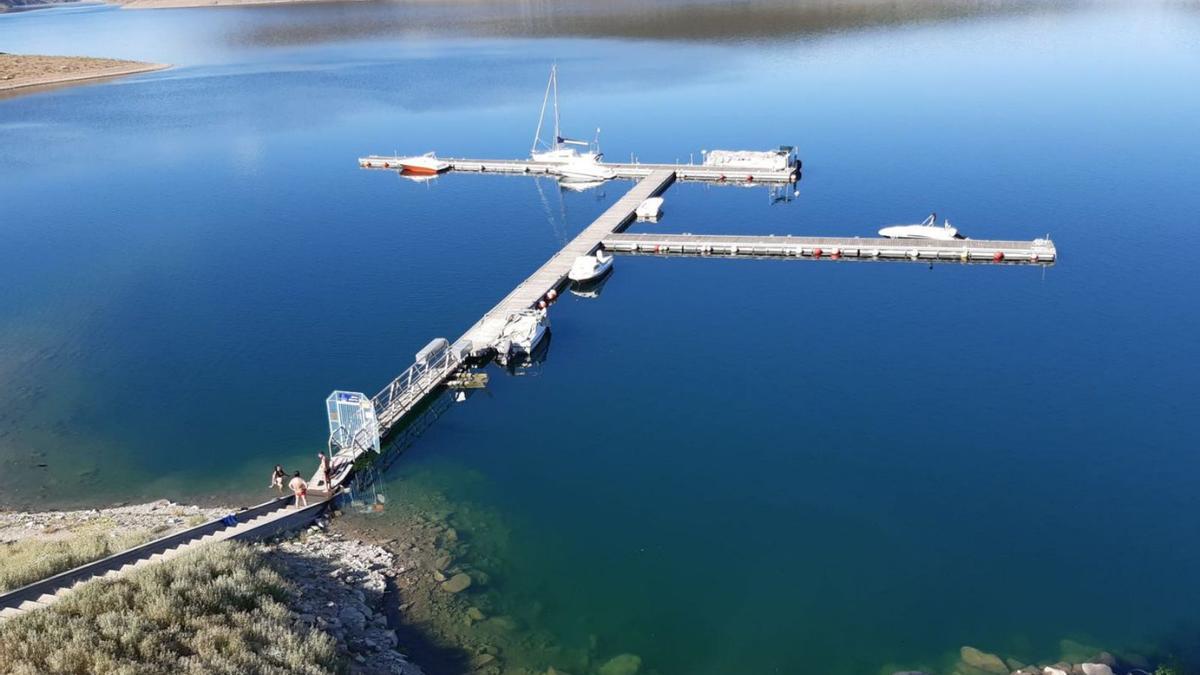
117 0 365 9
0 54 169 95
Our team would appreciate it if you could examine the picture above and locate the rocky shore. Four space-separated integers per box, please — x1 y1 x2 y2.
262 526 425 675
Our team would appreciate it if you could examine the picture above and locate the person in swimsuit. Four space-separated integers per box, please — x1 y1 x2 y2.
288 472 308 508
316 452 331 490
269 465 286 495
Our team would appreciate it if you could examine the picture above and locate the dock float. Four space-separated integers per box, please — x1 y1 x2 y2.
602 233 1057 265
358 156 797 184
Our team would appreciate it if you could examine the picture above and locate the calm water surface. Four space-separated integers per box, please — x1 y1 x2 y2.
2 1 1199 673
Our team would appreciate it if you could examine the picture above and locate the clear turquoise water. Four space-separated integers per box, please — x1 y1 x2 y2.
2 2 1199 672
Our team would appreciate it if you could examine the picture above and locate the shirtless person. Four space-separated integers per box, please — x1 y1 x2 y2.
288 472 308 508
315 452 331 490
269 465 286 495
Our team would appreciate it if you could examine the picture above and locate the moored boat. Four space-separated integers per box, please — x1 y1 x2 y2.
494 308 550 366
530 65 607 171
397 152 450 175
551 156 616 181
878 213 964 240
636 197 664 221
568 249 614 283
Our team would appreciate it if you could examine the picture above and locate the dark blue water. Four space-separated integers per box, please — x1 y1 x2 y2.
2 2 1199 672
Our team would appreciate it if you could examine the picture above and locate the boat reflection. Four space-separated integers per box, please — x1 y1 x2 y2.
398 170 439 183
557 177 607 193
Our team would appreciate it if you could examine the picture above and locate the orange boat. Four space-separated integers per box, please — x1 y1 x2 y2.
398 152 450 175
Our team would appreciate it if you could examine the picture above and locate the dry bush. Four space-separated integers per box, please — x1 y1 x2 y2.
0 528 154 592
0 542 338 674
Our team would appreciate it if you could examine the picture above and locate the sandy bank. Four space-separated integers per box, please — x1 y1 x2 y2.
0 54 168 94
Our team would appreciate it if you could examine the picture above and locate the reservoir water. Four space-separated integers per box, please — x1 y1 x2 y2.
2 1 1199 672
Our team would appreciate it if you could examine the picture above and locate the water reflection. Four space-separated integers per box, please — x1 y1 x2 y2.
232 0 1063 48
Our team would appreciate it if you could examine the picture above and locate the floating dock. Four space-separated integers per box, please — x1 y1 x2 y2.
602 233 1057 265
358 156 798 183
368 169 677 436
346 148 1056 468
458 169 677 349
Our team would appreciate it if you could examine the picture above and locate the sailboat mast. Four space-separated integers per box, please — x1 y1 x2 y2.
533 66 554 155
551 64 561 148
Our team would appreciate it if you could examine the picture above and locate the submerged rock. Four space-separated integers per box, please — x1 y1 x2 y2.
597 653 642 675
1043 667 1068 675
467 607 485 621
1080 665 1114 675
442 572 472 593
958 646 1007 674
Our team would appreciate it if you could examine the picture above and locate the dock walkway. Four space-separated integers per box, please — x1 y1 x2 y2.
368 169 676 438
459 169 677 350
602 233 1057 264
359 156 795 183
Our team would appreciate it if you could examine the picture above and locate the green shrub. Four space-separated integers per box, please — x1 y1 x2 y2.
0 542 338 674
0 528 154 592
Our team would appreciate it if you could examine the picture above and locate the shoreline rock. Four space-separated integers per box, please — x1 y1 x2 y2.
262 529 424 675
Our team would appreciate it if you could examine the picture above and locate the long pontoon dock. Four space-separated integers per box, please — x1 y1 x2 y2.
358 155 800 183
602 233 1057 265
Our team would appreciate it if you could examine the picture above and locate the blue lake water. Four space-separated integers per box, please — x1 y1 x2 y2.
2 1 1199 672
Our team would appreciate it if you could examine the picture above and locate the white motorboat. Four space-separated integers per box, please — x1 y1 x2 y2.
397 152 449 175
878 213 964 240
636 197 664 221
494 308 550 366
568 249 614 283
551 156 616 181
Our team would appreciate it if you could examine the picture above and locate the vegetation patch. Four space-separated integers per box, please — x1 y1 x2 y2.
0 527 157 592
0 542 338 674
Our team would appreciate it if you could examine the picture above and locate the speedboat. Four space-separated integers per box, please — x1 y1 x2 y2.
494 308 550 367
636 197 664 221
397 152 449 175
878 213 964 240
551 156 616 181
568 249 614 283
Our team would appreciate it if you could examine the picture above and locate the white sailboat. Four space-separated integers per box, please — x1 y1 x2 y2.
531 66 613 183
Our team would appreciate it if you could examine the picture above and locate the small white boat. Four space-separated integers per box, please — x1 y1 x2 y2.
568 249 614 283
397 152 449 175
552 157 616 181
494 308 550 366
878 213 964 240
636 197 664 221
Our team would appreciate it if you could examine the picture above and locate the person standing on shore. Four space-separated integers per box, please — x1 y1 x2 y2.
288 472 308 508
269 465 286 495
316 452 331 491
